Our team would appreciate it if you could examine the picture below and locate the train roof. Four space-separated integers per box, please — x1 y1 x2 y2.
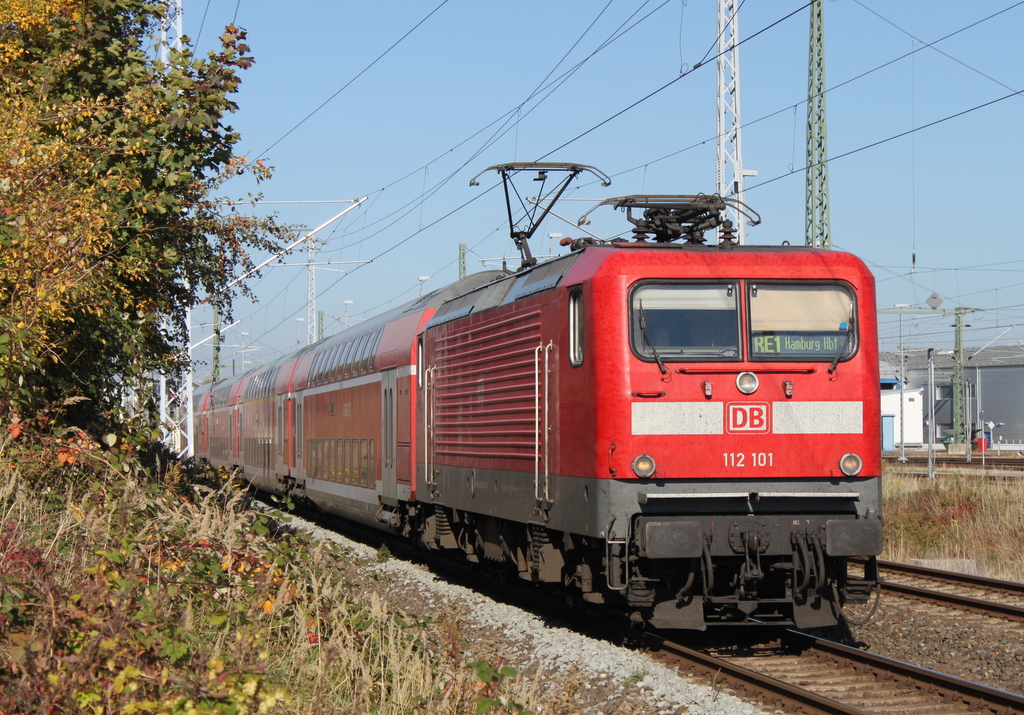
195 268 510 396
195 239 873 400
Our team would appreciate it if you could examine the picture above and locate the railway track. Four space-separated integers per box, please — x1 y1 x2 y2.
876 559 1024 623
652 629 1024 715
277 500 1024 714
417 544 1024 713
461 548 1024 712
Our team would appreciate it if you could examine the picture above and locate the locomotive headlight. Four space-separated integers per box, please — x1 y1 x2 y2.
736 371 759 394
632 454 657 478
839 453 863 477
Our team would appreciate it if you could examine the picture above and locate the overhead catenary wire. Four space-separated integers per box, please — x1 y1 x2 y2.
233 1 683 345
223 2 1024 364
255 0 453 159
326 2 810 319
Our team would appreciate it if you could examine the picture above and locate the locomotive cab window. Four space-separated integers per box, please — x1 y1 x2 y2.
630 283 740 361
748 283 856 361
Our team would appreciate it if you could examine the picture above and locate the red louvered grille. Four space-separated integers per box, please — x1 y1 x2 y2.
433 310 542 460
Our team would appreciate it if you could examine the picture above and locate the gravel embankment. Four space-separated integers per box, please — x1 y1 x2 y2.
293 513 779 715
287 508 1024 712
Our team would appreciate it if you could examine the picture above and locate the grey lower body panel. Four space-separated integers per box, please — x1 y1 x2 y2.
416 463 881 538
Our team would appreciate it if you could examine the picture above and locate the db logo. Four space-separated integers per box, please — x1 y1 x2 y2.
726 403 770 433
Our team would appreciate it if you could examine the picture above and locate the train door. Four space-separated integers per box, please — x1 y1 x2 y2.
234 404 242 464
295 396 304 479
283 397 293 469
381 368 398 505
276 395 285 476
200 413 208 455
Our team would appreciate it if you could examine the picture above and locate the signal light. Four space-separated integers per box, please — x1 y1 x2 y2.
736 372 759 395
701 380 713 398
839 453 863 476
632 454 657 478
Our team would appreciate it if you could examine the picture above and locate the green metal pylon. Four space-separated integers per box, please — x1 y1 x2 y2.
951 308 974 447
806 0 831 249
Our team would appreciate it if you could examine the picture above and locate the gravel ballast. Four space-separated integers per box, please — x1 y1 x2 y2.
284 508 1024 712
291 512 778 715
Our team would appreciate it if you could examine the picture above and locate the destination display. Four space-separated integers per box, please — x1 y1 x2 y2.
750 330 849 358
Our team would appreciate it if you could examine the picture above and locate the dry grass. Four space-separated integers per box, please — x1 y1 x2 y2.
0 435 538 714
882 464 1024 581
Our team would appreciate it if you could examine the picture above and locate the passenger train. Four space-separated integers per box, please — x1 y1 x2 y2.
195 164 882 630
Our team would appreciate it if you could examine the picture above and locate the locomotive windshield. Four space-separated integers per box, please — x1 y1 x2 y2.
629 281 857 363
631 283 741 360
748 283 855 361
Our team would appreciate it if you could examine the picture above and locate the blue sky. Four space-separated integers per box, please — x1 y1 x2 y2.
178 1 1024 380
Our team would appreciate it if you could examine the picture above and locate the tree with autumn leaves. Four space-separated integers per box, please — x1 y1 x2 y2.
0 0 289 440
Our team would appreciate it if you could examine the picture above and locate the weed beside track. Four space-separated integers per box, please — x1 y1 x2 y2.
0 437 532 715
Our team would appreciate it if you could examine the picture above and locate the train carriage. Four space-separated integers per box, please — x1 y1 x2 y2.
195 170 881 630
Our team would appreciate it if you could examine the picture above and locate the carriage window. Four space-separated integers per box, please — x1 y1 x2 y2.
323 344 341 382
336 340 354 381
346 334 367 379
568 287 584 367
630 283 740 361
748 283 855 361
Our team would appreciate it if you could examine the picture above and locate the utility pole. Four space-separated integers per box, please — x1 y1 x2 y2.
895 304 908 461
951 307 974 449
717 0 756 244
806 0 831 249
927 348 935 479
212 304 222 382
307 237 317 346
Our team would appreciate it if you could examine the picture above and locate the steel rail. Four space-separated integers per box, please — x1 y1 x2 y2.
644 631 871 715
876 559 1024 622
782 630 1024 714
882 580 1024 622
878 559 1024 595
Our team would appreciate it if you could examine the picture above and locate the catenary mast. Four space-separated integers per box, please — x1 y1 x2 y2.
806 0 831 248
716 0 756 244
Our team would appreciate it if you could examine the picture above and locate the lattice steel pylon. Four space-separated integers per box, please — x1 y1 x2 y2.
716 0 755 244
951 307 976 447
806 0 831 249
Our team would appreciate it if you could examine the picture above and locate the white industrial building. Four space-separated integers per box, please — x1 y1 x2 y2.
879 347 1024 452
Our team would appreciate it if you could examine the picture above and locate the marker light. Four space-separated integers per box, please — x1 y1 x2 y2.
632 454 657 478
839 453 863 477
783 380 794 398
702 380 713 398
736 371 759 395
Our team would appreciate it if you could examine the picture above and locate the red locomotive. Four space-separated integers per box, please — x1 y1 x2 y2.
195 164 882 629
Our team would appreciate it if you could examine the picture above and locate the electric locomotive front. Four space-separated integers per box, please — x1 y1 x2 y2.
569 241 881 629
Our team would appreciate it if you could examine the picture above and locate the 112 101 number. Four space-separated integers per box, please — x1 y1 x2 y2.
723 452 773 468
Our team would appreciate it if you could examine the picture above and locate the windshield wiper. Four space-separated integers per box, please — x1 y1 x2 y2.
828 320 853 374
637 301 668 375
